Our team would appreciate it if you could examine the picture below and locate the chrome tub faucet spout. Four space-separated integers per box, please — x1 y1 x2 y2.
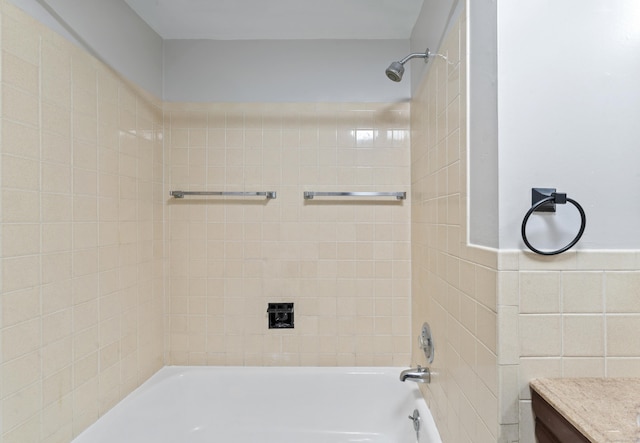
399 366 431 383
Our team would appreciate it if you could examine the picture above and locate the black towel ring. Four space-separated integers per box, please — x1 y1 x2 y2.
521 193 586 256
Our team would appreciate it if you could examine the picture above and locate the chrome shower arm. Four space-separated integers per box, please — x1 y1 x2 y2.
398 50 430 65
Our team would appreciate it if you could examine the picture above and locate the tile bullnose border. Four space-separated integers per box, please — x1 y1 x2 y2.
468 248 640 272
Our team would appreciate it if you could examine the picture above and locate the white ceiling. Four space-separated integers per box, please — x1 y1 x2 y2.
123 0 425 40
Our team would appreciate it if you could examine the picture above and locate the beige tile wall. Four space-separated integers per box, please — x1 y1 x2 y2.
411 9 503 443
497 251 640 443
165 102 412 366
0 2 165 441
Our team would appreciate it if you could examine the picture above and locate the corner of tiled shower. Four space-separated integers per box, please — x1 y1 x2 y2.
0 2 508 442
0 1 413 440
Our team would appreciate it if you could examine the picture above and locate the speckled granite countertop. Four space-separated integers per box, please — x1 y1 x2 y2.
530 378 640 443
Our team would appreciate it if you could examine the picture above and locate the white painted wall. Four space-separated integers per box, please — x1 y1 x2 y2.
11 0 407 102
163 39 410 103
11 0 164 97
497 0 640 249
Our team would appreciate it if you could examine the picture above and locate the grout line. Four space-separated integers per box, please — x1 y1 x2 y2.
602 271 608 377
559 270 564 374
37 28 45 440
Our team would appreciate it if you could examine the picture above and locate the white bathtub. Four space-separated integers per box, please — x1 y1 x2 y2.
72 366 442 443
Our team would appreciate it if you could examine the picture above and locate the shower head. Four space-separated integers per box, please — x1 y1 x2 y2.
385 49 430 82
385 61 405 82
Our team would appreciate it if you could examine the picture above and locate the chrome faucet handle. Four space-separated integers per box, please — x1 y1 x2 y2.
407 409 421 433
418 322 435 364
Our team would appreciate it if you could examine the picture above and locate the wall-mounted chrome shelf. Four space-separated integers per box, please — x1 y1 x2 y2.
303 191 406 200
170 191 277 199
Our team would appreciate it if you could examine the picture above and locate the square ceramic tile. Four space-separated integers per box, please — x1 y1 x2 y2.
562 315 604 357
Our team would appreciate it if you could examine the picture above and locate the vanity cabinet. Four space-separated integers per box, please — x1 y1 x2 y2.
531 389 590 443
530 378 640 443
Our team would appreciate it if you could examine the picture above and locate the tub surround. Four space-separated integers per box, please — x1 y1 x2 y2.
0 1 411 439
530 378 640 443
165 101 412 367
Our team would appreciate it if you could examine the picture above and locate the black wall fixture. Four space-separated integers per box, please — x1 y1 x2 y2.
521 188 586 256
267 303 294 329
